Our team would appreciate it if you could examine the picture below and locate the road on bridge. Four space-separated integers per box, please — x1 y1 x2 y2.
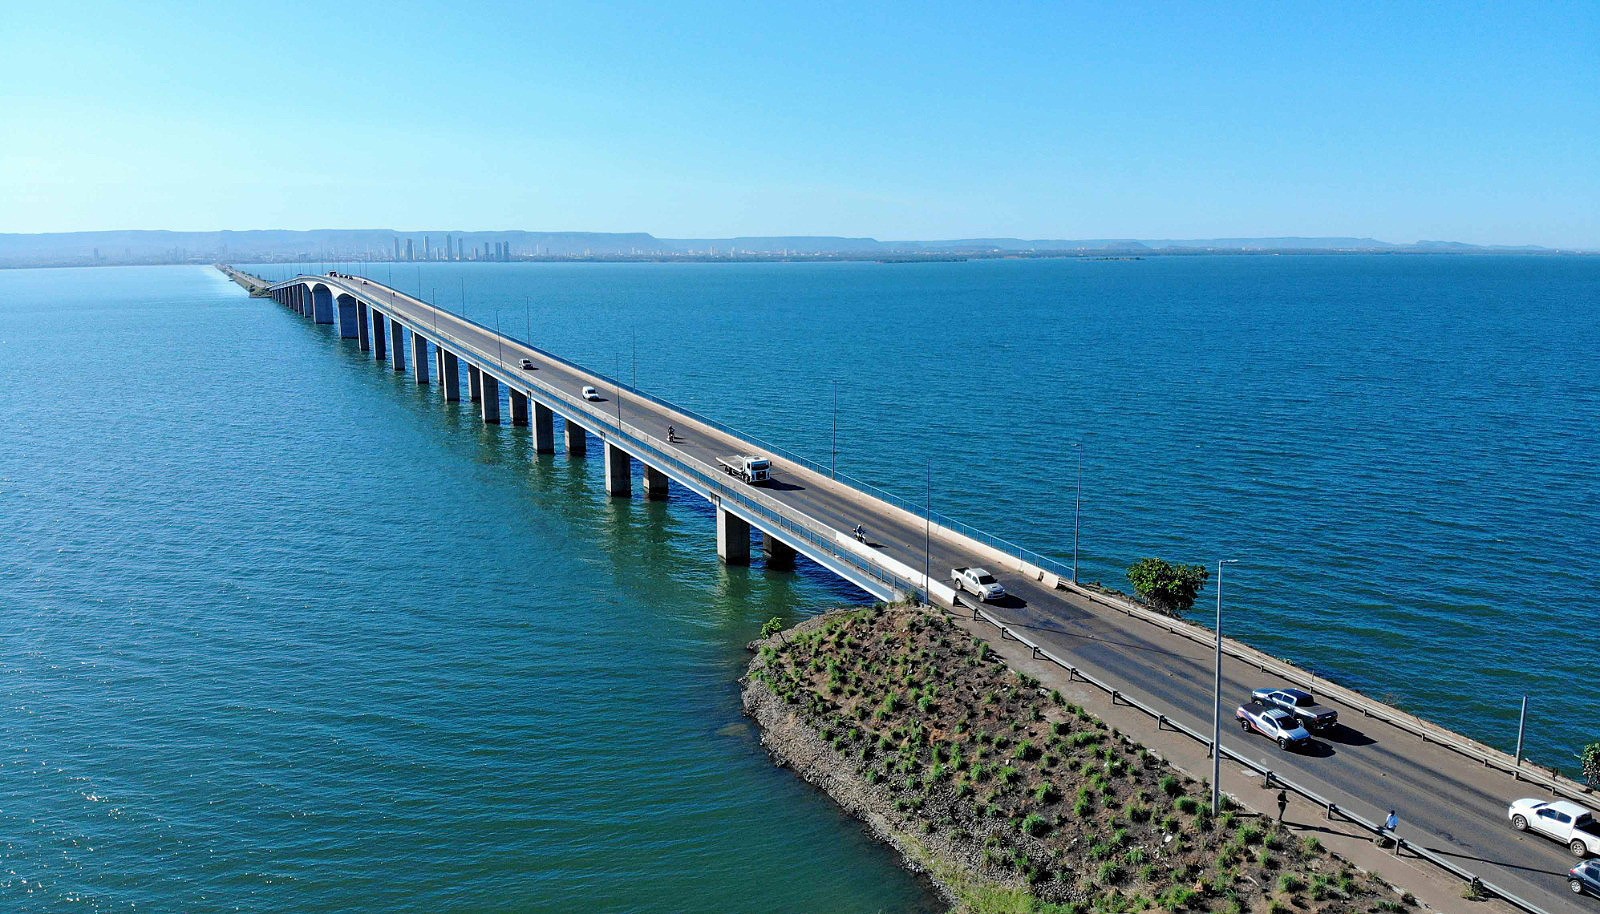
287 272 1593 913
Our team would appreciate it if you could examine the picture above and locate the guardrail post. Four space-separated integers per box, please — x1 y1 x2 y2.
1030 646 1041 660
1110 689 1120 706
1263 770 1274 789
1326 802 1338 821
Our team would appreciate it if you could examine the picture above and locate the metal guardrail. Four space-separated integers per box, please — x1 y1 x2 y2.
299 274 927 604
962 599 1554 914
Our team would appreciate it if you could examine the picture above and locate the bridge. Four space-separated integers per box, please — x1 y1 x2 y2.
227 266 1593 913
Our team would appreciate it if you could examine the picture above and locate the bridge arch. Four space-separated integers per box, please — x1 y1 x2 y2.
310 283 335 325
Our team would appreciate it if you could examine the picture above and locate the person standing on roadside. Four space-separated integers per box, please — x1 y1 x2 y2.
1276 790 1288 823
1383 809 1399 846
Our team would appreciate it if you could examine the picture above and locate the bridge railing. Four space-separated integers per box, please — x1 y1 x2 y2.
961 599 1553 914
326 275 927 603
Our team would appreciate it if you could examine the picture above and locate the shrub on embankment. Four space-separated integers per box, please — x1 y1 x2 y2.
744 604 1415 914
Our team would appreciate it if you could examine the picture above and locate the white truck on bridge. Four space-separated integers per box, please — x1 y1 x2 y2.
951 567 1005 601
717 455 771 484
1509 799 1600 857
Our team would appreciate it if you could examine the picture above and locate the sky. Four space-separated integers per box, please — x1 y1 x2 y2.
2 2 1596 247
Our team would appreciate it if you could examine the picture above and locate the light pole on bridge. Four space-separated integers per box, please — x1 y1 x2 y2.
1211 558 1239 816
1072 441 1083 583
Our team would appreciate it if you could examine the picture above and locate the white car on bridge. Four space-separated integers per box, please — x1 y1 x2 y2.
1509 798 1600 857
582 386 601 401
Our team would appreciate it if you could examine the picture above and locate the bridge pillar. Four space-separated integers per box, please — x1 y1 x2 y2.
532 402 555 453
467 365 482 402
565 418 588 456
642 465 669 500
357 301 370 351
313 287 334 325
763 533 797 570
372 312 388 362
508 390 529 426
605 442 632 497
390 322 406 372
439 350 461 401
717 506 751 565
412 333 429 384
480 374 501 424
337 295 360 338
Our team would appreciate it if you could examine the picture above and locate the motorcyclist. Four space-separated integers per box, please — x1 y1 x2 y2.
853 524 866 542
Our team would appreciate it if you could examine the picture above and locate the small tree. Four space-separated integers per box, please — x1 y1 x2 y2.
1126 558 1210 616
1580 741 1600 787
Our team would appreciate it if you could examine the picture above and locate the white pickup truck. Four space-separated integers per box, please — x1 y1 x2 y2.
951 567 1005 601
1509 799 1600 857
717 455 771 484
1235 701 1312 750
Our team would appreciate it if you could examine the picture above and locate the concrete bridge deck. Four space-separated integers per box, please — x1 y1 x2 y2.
238 267 1593 914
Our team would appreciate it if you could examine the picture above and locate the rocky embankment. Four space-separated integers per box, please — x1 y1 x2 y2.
742 605 1417 914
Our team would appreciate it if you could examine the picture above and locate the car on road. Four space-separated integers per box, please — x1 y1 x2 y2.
1572 860 1600 897
951 567 1005 601
1235 701 1311 750
519 358 535 370
1509 799 1600 857
582 386 601 401
1250 687 1339 732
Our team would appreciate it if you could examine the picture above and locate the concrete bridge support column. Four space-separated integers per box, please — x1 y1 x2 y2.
357 302 370 351
468 365 482 402
717 506 752 565
480 375 501 424
390 323 406 372
337 296 359 338
605 443 632 497
642 466 670 500
412 334 429 384
565 419 588 456
372 313 388 362
313 290 334 325
508 390 529 426
532 402 555 453
763 534 797 570
439 351 461 402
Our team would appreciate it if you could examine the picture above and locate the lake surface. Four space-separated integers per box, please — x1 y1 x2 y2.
3 256 1596 911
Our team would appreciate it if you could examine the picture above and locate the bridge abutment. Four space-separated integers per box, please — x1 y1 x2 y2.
717 507 752 565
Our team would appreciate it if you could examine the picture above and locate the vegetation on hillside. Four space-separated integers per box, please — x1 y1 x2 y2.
749 605 1413 914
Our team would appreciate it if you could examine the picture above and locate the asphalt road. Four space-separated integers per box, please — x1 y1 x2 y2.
282 272 1594 913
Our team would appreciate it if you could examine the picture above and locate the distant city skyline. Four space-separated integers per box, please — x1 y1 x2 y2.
3 2 1596 247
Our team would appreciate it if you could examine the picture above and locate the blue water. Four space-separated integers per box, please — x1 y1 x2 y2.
3 256 1597 910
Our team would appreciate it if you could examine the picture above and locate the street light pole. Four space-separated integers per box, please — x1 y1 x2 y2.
924 459 932 605
1212 558 1239 815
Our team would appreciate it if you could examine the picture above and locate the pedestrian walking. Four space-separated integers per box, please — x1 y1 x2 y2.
1382 809 1399 848
1276 789 1288 823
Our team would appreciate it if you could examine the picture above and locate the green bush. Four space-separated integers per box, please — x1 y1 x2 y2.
1126 557 1210 615
1019 813 1049 837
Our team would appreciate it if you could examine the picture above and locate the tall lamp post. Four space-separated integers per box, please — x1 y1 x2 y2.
831 380 839 479
1211 558 1239 815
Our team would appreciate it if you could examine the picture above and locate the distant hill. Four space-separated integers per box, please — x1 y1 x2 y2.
0 228 1573 268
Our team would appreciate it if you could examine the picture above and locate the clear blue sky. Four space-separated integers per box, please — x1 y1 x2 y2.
3 1 1596 246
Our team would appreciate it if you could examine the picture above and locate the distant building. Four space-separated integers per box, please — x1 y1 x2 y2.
405 238 414 262
445 234 453 262
393 237 400 261
484 242 491 261
424 236 432 260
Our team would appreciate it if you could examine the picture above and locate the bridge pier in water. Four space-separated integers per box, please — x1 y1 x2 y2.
412 334 429 384
763 533 796 569
439 351 461 401
480 375 501 424
357 302 370 350
532 402 555 453
604 443 632 497
717 507 752 565
337 295 360 339
390 324 406 372
564 419 588 456
468 365 482 402
372 313 388 362
508 390 530 426
642 465 669 500
312 286 334 325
